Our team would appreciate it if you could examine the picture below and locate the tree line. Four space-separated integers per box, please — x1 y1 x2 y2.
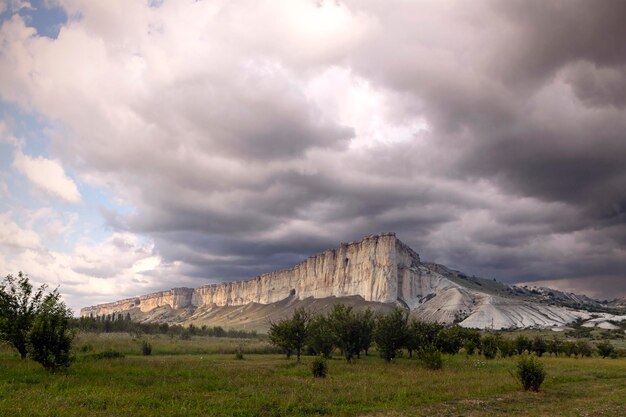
71 316 260 339
268 306 623 363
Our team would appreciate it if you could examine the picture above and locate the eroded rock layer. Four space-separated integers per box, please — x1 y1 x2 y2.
81 233 599 329
82 233 410 317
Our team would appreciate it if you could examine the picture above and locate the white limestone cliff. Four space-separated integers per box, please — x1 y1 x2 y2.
80 233 598 329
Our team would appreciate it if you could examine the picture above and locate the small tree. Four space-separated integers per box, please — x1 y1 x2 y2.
355 309 375 357
498 338 516 357
289 308 310 362
514 335 532 355
328 304 361 362
374 308 408 362
596 340 615 358
548 336 562 357
435 326 464 355
481 333 499 359
28 290 74 371
576 340 593 358
531 336 547 357
268 308 310 361
268 319 295 359
405 320 425 358
307 315 334 358
0 272 46 360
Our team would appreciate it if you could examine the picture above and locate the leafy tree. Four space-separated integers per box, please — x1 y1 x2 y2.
307 315 334 358
434 326 464 355
0 272 46 360
268 319 295 359
531 336 547 357
328 304 361 362
268 308 310 361
514 335 531 355
374 308 408 362
355 309 375 357
576 340 593 357
289 308 310 362
28 291 74 371
481 333 499 359
548 336 562 357
405 320 425 358
498 338 516 357
461 328 481 355
596 340 615 358
561 340 578 357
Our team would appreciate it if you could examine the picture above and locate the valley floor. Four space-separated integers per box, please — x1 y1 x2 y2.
1 334 625 417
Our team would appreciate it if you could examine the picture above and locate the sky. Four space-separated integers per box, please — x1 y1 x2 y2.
0 0 625 313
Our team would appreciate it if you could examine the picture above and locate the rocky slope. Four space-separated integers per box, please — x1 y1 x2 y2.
81 233 621 330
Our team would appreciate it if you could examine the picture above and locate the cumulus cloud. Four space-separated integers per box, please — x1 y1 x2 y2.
13 151 81 203
0 0 625 303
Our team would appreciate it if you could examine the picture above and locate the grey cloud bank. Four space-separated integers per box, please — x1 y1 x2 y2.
0 0 624 310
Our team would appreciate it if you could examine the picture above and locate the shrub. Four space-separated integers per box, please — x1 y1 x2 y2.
141 340 152 356
235 345 244 360
311 356 328 378
419 344 443 370
93 349 125 359
513 355 546 391
79 343 93 353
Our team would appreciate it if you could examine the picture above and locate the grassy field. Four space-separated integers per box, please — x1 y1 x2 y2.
1 334 625 417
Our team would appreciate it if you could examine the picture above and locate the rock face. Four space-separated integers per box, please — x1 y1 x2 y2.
191 233 406 307
80 232 602 329
82 233 407 316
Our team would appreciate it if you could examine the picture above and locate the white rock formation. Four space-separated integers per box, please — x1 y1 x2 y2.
80 233 608 329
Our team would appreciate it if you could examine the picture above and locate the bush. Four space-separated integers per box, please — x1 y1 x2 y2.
79 343 93 353
235 345 244 360
311 356 328 378
419 344 443 370
513 355 546 391
141 340 152 356
93 349 125 359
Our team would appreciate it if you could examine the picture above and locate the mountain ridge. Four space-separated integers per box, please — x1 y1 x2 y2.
81 233 625 330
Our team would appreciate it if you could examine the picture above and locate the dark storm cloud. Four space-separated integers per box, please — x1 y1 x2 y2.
121 1 625 297
2 0 625 301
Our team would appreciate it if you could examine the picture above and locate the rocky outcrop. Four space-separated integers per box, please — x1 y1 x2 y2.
81 233 410 317
80 232 608 330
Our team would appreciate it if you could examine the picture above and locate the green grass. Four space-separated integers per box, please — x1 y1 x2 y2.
1 335 625 416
